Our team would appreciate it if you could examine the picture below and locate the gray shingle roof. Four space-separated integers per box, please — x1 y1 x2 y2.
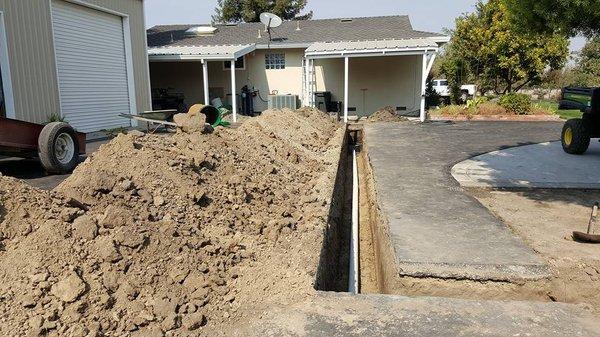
147 15 445 48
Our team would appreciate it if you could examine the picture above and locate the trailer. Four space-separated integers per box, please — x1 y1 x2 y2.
0 117 86 174
560 87 600 155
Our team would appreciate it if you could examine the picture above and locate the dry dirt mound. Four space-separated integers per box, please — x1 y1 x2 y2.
0 108 343 337
367 106 409 123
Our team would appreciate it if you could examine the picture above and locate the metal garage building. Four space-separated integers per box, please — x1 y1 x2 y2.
0 0 151 133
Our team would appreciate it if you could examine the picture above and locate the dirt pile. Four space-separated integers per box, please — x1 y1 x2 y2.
367 106 409 123
0 108 344 336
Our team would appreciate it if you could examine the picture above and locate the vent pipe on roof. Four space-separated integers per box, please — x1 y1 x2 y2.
185 26 218 37
296 21 301 31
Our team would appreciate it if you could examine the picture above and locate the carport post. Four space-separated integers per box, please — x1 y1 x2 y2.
202 60 209 106
420 53 427 122
230 60 237 123
344 56 349 123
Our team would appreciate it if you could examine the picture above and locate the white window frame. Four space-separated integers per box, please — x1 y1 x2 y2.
49 0 138 123
265 53 286 70
223 56 245 71
0 11 16 119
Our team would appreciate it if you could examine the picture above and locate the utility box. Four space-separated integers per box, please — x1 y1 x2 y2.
268 95 298 110
314 91 332 112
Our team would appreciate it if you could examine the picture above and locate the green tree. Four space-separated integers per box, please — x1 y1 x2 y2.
578 38 600 80
441 0 569 95
425 75 442 108
503 0 600 37
213 0 311 24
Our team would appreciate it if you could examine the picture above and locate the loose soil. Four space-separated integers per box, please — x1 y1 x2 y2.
367 107 409 123
0 108 344 337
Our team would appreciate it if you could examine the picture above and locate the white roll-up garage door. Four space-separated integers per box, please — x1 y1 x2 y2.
52 0 132 133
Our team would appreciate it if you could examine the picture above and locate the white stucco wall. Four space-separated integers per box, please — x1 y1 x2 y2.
315 55 423 116
149 48 305 112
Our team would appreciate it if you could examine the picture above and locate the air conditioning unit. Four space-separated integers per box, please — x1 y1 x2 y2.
268 95 298 110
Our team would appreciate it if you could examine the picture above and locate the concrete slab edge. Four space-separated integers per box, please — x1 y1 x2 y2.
397 261 552 282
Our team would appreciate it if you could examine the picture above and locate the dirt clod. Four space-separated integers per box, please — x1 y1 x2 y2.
50 272 86 303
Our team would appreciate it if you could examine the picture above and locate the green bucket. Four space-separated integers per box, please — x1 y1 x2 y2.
194 105 230 128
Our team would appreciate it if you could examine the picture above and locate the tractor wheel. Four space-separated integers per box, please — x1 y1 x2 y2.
562 118 590 155
38 122 80 174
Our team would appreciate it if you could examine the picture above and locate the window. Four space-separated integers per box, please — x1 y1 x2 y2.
265 53 285 70
440 80 449 86
223 56 245 70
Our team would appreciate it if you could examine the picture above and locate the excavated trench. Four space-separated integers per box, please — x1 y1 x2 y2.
317 124 561 303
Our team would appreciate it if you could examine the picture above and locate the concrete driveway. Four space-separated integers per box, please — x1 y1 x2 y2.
452 141 600 189
0 139 107 190
364 121 562 282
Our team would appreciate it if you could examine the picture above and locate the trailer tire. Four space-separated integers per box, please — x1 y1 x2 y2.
38 122 80 174
562 118 590 155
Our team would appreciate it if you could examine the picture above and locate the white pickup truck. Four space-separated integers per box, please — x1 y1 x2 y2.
432 79 477 102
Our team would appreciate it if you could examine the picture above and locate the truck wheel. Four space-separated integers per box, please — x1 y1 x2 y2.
562 118 590 155
38 122 80 174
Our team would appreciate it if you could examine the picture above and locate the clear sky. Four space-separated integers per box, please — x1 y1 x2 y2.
144 0 585 51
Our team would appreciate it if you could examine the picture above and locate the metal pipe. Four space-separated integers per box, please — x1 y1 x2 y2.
202 60 210 106
349 147 359 294
230 60 237 123
344 57 349 123
420 53 427 122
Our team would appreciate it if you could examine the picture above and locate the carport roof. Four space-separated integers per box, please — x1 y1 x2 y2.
305 38 439 58
147 44 256 61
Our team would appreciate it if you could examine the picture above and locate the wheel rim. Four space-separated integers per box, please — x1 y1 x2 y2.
55 133 75 165
564 127 573 146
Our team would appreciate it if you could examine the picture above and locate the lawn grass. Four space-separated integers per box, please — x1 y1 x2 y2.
533 100 582 120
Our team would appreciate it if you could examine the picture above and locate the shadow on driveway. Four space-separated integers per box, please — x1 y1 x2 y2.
0 140 108 190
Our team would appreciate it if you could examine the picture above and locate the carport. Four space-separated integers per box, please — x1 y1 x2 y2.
304 38 438 122
148 44 256 122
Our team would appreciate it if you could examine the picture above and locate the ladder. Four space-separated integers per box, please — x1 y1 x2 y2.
302 58 317 108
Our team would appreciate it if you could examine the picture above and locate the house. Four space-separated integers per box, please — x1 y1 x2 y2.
0 0 151 133
147 16 448 122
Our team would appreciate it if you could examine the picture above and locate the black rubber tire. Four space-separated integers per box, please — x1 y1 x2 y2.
562 118 590 155
38 122 80 174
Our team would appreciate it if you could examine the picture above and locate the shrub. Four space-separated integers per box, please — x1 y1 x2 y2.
499 93 532 115
425 78 442 108
477 102 507 115
437 104 476 118
45 112 66 124
466 96 489 110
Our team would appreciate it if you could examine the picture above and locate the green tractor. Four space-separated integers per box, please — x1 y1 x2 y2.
560 87 600 154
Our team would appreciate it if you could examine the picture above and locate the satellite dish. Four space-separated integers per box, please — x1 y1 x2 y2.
259 13 282 48
260 12 283 29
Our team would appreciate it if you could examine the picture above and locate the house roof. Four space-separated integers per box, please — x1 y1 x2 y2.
147 15 446 49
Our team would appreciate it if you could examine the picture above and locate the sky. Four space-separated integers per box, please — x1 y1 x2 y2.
144 0 586 51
